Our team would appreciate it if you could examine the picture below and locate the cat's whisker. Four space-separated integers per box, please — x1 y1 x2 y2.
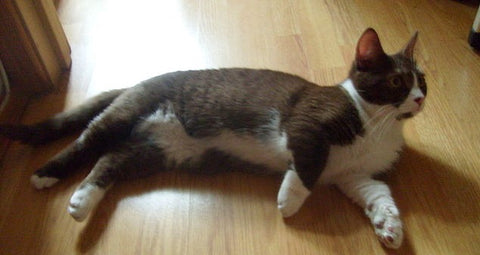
369 109 397 142
377 112 397 141
364 106 389 130
366 106 393 135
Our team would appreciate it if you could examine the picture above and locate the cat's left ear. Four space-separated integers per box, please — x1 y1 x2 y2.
355 28 387 71
401 31 419 60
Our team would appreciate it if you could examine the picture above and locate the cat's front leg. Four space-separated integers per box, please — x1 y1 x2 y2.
336 175 403 249
278 132 329 217
277 152 326 217
277 168 311 217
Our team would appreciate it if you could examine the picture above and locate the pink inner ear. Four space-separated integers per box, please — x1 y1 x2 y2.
358 43 373 59
356 29 384 61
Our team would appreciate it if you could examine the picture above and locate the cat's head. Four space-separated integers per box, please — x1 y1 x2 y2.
349 28 426 120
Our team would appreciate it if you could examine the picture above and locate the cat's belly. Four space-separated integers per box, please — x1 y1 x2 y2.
136 106 292 171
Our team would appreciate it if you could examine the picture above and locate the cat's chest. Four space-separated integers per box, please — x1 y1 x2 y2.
320 122 405 182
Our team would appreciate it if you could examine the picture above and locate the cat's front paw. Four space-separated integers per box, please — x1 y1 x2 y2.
277 192 306 217
367 203 403 249
277 170 311 217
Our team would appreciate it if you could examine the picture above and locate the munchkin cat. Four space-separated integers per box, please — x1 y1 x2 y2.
0 28 426 249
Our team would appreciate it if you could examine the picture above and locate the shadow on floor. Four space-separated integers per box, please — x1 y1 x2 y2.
69 145 478 254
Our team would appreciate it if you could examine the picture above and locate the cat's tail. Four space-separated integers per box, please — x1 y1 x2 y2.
0 88 126 145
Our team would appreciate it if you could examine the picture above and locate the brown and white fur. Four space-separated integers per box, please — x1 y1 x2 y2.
0 28 426 249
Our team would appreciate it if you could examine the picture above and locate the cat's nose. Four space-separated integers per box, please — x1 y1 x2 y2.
414 97 424 106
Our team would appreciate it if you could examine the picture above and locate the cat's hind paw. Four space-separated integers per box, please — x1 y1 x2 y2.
68 183 105 222
368 203 403 249
30 174 59 190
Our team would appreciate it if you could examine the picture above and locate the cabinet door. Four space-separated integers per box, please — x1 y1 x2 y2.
0 0 71 94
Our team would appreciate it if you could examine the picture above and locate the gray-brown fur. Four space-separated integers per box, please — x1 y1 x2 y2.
2 68 364 188
0 88 125 145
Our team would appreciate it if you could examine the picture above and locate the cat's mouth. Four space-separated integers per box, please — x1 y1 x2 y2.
396 112 414 120
396 98 425 120
396 105 423 120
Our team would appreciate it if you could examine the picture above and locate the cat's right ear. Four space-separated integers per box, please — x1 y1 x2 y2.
355 28 386 71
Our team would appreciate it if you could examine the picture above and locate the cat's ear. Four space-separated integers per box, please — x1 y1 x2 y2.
401 31 419 60
355 28 386 71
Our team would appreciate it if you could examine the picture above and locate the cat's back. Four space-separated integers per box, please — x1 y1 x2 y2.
172 68 313 107
142 68 338 111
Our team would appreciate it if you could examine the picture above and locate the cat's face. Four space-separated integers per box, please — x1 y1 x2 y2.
349 29 427 120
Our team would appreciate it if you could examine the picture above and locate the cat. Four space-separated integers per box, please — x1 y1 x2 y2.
0 28 426 249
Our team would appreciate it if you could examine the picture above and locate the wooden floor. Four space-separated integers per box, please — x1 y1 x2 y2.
1 0 480 254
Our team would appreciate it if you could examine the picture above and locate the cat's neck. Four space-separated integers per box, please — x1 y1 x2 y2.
340 79 402 128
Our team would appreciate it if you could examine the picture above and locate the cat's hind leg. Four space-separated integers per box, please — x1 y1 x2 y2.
30 140 105 190
335 175 403 249
30 82 173 189
68 181 108 222
68 135 166 221
67 155 117 221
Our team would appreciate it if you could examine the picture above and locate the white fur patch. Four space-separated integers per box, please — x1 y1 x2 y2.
30 174 59 190
369 202 403 249
68 183 106 222
398 72 426 115
335 176 403 248
138 104 292 171
277 170 311 217
334 79 408 248
321 79 405 182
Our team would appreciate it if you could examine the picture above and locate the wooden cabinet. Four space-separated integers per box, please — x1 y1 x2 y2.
0 0 71 95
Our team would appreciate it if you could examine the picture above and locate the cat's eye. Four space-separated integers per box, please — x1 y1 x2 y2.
390 76 403 88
